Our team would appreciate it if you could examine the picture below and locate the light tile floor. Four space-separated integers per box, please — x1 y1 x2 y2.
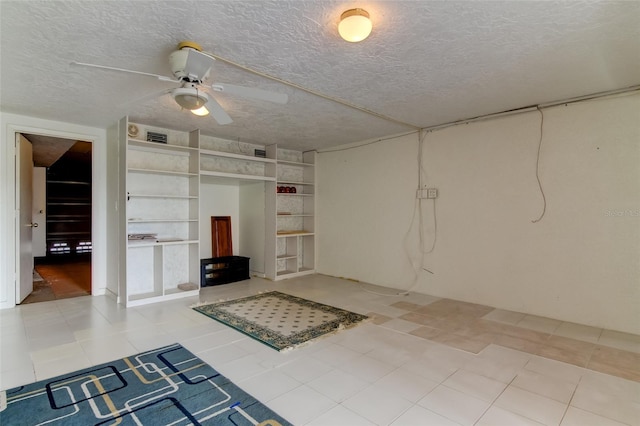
1 274 639 425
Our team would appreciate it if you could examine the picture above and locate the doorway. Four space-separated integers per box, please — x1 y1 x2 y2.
19 135 93 304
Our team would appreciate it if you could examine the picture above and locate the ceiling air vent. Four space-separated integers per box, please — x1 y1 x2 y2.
146 131 167 144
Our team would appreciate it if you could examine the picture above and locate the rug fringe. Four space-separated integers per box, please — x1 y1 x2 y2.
190 290 274 309
278 320 366 352
190 300 224 308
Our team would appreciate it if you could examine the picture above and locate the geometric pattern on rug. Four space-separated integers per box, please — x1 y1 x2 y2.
0 343 291 425
193 291 369 352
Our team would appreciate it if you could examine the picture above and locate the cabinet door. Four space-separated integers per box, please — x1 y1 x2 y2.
211 216 233 257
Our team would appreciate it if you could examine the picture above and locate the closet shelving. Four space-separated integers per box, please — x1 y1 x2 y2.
46 181 92 247
119 118 200 307
266 149 316 280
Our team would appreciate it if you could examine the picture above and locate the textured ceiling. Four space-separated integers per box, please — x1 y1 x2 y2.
22 134 77 167
1 1 639 151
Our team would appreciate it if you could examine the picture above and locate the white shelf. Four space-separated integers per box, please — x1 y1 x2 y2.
278 159 315 167
277 231 315 237
277 254 298 260
277 193 313 197
127 219 198 223
200 148 276 164
127 239 198 248
200 170 275 182
126 288 200 307
128 193 197 199
128 290 163 301
276 268 315 278
128 167 198 177
277 214 314 217
128 138 198 154
277 180 314 186
158 239 199 245
164 286 199 296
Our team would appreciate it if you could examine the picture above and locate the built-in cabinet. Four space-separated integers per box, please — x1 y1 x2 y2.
118 118 200 306
117 117 315 306
265 149 316 280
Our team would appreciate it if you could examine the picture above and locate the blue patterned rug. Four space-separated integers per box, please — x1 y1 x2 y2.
0 343 291 425
194 291 369 351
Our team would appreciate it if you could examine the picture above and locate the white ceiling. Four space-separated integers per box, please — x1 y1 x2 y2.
1 1 639 151
22 134 77 167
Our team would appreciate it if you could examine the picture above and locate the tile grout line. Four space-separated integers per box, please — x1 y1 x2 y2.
558 374 582 426
583 341 599 373
471 373 518 426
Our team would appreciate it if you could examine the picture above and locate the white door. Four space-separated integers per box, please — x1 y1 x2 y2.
17 134 35 303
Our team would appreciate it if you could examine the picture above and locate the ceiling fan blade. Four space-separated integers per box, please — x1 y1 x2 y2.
205 97 233 125
71 61 178 83
210 83 288 104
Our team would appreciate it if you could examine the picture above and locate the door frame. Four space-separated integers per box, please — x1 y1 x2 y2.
1 113 107 309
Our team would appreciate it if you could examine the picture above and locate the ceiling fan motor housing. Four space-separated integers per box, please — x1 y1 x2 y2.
169 49 192 80
169 42 213 83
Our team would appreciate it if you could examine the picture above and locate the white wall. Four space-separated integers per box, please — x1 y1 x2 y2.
200 179 267 274
239 182 266 275
0 112 109 309
199 180 240 258
317 133 419 288
317 93 640 334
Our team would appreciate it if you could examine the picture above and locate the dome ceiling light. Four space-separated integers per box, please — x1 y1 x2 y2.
172 85 210 116
338 8 372 42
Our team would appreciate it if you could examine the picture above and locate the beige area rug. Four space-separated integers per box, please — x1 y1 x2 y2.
193 291 369 351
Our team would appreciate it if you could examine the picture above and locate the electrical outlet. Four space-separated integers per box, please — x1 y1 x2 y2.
416 188 439 199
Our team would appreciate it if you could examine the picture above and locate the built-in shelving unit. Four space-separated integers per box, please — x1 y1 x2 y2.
116 117 317 305
118 118 200 307
266 148 316 280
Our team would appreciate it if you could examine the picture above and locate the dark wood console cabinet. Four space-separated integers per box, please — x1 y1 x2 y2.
200 256 250 286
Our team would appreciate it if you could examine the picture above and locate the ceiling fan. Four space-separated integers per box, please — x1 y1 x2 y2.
71 41 288 125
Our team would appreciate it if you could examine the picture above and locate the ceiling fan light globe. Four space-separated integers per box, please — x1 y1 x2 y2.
172 87 208 110
191 105 210 116
174 93 204 109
